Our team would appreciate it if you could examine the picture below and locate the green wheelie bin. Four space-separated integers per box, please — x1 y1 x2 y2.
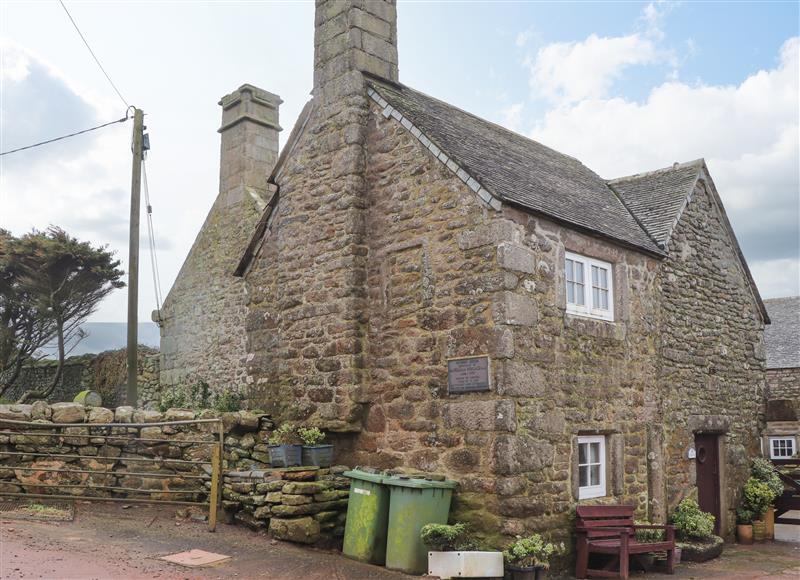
342 469 390 565
384 475 458 574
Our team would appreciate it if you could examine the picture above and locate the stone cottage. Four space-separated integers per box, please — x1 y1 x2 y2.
763 296 799 461
162 0 769 545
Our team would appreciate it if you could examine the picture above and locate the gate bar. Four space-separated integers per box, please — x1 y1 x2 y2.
0 492 209 507
7 466 207 480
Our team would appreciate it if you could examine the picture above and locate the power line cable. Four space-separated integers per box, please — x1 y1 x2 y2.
142 159 164 318
0 115 130 157
58 0 130 108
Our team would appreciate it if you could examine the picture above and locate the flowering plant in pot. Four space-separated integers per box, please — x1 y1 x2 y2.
751 458 783 539
421 523 502 579
503 534 564 580
267 423 302 467
298 426 333 467
742 477 775 541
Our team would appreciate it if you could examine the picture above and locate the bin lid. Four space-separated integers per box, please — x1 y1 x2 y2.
343 469 386 484
383 475 457 490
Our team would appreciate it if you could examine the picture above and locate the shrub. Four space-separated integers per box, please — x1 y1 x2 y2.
634 521 664 543
671 498 715 540
268 423 299 445
751 458 783 500
214 390 244 412
742 477 774 519
420 523 476 551
157 381 243 413
503 534 564 569
736 508 754 525
158 387 187 412
298 426 326 446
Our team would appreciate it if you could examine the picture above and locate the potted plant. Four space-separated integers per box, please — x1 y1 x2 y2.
267 423 302 467
421 523 502 579
298 426 334 467
742 476 775 542
751 458 784 540
736 508 754 545
633 522 664 570
503 534 563 580
670 497 717 562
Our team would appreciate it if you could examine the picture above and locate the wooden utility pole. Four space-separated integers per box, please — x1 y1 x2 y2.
127 108 144 405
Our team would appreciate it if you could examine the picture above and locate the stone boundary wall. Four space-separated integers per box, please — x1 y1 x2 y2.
223 466 350 545
1 348 161 409
0 402 353 546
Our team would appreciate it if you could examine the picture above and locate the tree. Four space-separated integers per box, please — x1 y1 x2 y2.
0 228 124 402
0 229 58 395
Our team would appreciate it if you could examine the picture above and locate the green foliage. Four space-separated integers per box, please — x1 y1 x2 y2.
158 380 243 413
1 227 124 400
751 458 784 500
268 423 300 445
736 508 755 525
671 498 715 540
298 426 326 446
634 521 665 543
420 523 477 551
503 534 564 569
742 477 774 519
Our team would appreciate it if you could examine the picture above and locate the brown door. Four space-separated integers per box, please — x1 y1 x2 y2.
695 433 721 534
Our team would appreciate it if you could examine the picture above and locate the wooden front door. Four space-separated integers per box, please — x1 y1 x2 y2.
695 433 721 534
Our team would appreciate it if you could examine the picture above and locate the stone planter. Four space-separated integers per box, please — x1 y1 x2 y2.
268 444 302 467
302 444 334 467
752 520 767 542
428 551 503 579
737 524 754 545
505 563 545 580
677 536 724 562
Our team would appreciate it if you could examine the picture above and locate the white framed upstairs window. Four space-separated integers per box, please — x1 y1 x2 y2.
578 435 607 499
565 252 614 321
769 436 797 459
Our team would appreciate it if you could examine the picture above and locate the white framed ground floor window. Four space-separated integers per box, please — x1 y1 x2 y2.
578 435 606 499
769 436 797 459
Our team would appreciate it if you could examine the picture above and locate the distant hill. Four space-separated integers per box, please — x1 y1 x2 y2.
42 322 160 358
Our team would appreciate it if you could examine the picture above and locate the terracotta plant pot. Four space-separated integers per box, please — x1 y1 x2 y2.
752 520 767 542
737 524 753 545
764 507 775 540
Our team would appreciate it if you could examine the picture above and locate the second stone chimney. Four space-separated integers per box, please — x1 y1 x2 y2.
314 0 398 95
218 84 282 201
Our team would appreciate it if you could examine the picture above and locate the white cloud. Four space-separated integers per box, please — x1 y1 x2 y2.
527 33 663 104
529 36 799 292
749 258 800 299
498 102 525 133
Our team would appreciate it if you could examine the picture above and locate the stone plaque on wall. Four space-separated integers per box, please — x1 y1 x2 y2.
447 355 491 394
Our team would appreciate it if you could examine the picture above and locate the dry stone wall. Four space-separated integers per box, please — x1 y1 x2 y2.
766 367 800 402
222 466 350 544
1 348 160 409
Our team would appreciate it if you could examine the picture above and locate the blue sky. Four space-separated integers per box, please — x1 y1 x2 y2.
1 1 798 323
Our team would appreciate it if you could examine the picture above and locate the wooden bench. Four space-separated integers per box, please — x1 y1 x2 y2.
576 505 676 579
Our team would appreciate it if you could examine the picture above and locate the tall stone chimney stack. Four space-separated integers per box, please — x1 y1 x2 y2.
158 84 281 396
314 0 398 95
218 84 282 198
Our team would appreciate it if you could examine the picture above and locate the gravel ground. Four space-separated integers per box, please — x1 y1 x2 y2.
0 501 409 580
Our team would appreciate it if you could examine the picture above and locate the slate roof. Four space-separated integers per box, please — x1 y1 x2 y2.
367 78 663 255
608 160 703 247
764 297 800 369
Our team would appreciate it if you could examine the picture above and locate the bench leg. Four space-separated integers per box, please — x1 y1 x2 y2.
666 548 675 574
576 542 588 578
619 553 629 580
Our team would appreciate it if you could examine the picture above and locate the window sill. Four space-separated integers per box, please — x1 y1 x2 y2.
564 313 626 340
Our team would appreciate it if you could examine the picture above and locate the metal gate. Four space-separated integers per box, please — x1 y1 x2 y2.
0 417 223 531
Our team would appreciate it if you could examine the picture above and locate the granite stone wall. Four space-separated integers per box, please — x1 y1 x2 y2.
657 175 767 539
766 367 800 402
2 348 160 409
159 84 281 397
